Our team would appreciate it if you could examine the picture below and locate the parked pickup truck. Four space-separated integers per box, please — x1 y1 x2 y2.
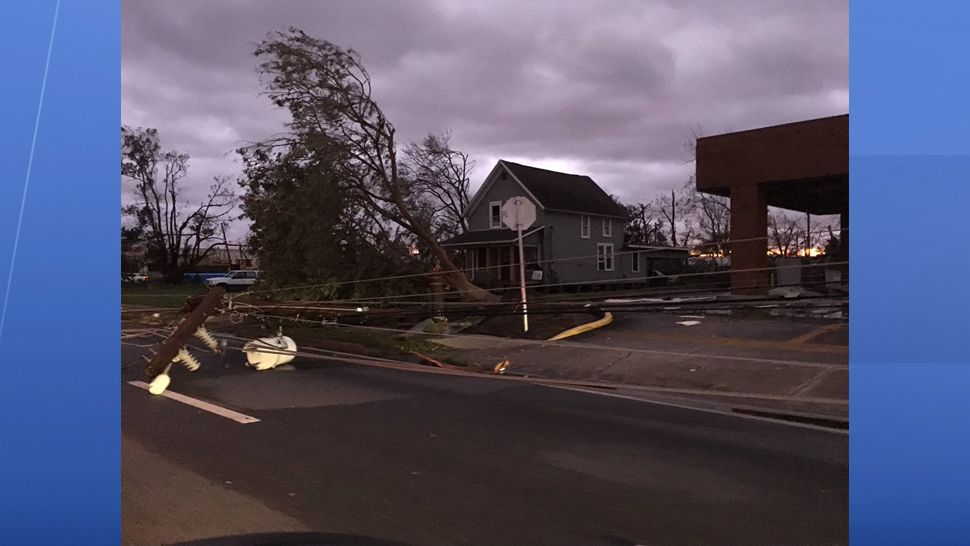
204 270 262 291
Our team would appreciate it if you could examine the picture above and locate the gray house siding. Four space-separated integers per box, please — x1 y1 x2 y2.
466 174 546 230
543 211 630 284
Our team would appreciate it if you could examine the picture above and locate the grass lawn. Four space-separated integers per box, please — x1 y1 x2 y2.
121 283 207 307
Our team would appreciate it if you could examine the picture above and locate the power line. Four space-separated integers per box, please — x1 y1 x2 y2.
234 310 844 370
230 228 849 300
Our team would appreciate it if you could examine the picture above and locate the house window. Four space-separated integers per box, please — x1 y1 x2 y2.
580 215 591 238
489 201 503 229
597 243 614 271
602 218 612 237
631 251 640 273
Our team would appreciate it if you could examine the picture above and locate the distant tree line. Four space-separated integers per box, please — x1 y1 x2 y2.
121 126 238 283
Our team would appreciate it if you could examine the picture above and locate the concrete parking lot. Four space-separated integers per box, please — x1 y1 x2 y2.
435 310 848 419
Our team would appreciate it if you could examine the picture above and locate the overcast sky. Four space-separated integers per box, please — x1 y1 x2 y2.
122 0 847 240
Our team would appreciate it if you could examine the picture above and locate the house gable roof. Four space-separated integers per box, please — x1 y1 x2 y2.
466 160 627 219
501 161 627 217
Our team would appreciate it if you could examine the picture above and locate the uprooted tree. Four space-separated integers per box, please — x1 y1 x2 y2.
122 126 238 283
253 28 491 301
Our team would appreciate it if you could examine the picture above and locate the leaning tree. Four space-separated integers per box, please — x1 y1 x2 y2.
253 28 490 301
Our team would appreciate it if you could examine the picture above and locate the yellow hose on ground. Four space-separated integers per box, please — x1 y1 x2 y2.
547 312 614 341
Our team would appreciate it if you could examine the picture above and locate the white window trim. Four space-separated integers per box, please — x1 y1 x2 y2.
631 251 640 273
597 243 614 272
580 215 590 238
602 218 612 237
489 201 503 229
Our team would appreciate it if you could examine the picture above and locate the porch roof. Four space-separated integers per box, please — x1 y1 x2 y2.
624 244 690 260
441 226 545 247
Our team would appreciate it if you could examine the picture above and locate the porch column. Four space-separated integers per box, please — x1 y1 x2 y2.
729 183 768 294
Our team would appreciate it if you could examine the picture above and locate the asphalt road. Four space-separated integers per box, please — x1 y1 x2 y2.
122 341 847 546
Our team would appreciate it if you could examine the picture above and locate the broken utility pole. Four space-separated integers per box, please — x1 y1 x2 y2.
145 286 226 380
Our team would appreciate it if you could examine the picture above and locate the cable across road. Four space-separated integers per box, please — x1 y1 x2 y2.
228 228 848 301
120 330 848 407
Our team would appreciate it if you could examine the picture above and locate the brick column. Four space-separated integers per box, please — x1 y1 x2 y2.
729 183 768 294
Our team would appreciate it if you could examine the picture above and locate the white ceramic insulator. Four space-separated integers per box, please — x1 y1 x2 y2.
244 336 297 371
173 347 202 371
148 373 171 395
193 326 220 352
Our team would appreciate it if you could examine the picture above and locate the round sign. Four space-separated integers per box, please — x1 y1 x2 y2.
501 196 536 231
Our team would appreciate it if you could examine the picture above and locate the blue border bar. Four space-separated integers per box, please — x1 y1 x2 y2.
2 0 970 542
0 1 120 542
852 1 970 544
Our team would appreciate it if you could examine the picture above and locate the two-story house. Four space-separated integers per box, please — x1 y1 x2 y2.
442 160 688 288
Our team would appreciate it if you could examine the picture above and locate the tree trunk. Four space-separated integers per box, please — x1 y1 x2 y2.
429 243 495 302
386 173 495 302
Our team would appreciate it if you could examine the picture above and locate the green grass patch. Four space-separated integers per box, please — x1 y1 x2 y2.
121 283 206 307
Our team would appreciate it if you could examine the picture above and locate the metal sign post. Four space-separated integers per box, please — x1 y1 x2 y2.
502 196 536 333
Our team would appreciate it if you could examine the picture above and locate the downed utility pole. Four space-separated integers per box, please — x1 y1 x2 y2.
144 286 225 392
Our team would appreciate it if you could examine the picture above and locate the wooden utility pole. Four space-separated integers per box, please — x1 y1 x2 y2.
221 222 232 270
805 212 812 255
145 286 225 378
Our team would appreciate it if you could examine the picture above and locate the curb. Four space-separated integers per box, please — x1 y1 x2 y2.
547 311 614 341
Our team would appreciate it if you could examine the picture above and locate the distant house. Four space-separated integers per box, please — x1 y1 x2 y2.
442 160 688 288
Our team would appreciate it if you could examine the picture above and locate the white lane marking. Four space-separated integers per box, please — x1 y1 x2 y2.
128 381 261 424
676 320 702 326
551 386 849 435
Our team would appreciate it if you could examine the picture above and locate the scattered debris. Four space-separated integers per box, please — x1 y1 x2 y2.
603 296 717 304
411 351 451 368
493 359 510 374
767 286 822 299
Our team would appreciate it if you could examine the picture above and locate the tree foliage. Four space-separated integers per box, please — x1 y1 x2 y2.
623 202 668 246
403 131 472 241
121 126 237 282
238 141 427 298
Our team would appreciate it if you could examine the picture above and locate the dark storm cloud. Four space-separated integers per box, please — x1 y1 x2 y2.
122 0 847 218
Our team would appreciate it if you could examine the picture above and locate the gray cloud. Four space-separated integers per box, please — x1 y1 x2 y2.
122 0 847 239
